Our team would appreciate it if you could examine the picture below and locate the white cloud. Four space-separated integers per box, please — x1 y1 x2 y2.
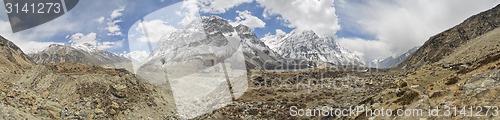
68 32 122 50
336 0 500 61
262 29 286 39
257 0 339 36
97 17 105 23
275 29 286 36
98 40 123 50
180 0 251 26
180 0 202 26
106 20 123 35
337 38 392 61
0 20 64 53
230 10 266 29
198 0 253 13
106 7 125 36
69 32 98 47
110 7 125 19
127 2 187 55
136 19 177 43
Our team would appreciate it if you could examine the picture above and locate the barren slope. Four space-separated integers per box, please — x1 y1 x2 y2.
401 4 500 70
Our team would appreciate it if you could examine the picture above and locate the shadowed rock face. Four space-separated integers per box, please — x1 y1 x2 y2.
401 4 500 70
0 36 34 74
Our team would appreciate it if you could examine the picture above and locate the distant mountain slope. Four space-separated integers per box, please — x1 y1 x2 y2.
401 4 500 69
0 36 34 74
371 47 419 68
29 44 131 68
263 30 364 66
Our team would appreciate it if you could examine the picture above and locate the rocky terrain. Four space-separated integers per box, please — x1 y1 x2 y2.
358 11 500 119
0 4 498 120
401 4 500 70
195 68 398 119
0 36 178 119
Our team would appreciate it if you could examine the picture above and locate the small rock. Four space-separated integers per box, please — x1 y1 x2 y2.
42 91 49 99
49 110 62 120
43 101 62 112
109 108 117 115
111 102 120 109
94 109 104 115
110 85 127 98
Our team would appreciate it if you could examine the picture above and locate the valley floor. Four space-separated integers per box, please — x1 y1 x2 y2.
196 58 499 119
195 68 398 119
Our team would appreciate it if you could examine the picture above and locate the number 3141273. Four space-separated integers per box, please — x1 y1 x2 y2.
5 2 61 14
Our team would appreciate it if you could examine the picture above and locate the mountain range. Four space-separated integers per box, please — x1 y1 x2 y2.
29 44 130 66
28 16 372 72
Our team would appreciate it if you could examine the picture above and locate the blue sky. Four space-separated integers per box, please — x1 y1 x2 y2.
1 0 498 61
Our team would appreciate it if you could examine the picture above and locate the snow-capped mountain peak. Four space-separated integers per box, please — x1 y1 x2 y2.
121 51 151 63
72 43 99 53
261 30 288 50
263 29 364 66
